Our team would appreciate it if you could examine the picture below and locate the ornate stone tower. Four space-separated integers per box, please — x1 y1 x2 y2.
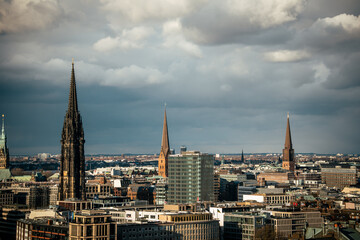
58 60 86 201
158 106 170 178
282 113 295 172
0 115 9 169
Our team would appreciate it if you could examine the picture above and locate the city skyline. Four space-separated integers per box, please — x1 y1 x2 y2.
0 0 359 155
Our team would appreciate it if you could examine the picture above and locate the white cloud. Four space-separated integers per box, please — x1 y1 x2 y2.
226 0 305 29
0 0 63 33
93 26 154 52
305 14 360 48
182 0 305 44
100 0 207 24
320 14 360 33
264 50 310 62
162 19 202 58
103 65 168 87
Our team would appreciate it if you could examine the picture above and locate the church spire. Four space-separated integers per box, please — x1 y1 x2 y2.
282 112 295 172
284 112 292 149
0 114 9 169
1 114 5 140
159 104 170 178
59 60 85 201
161 105 170 155
241 149 244 163
68 58 78 114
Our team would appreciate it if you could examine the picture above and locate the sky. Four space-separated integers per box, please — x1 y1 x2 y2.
0 0 360 155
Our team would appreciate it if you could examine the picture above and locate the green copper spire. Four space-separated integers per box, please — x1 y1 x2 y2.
0 114 6 147
0 114 9 169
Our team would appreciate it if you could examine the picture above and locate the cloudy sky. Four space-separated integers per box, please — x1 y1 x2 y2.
0 0 359 155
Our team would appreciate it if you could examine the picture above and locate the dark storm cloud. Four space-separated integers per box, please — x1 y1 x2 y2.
324 53 360 89
0 0 360 155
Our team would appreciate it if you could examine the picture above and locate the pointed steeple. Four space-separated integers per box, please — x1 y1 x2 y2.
159 104 170 178
0 114 9 169
1 114 5 140
241 149 244 163
59 60 85 201
282 112 295 172
284 112 292 149
68 58 78 114
160 105 170 155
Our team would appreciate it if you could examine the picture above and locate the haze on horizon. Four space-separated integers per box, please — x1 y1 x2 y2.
0 0 359 155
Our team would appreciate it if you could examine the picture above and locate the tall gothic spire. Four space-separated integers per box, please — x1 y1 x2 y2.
159 105 170 178
68 58 78 114
282 112 295 172
284 112 292 149
161 105 170 155
59 60 86 201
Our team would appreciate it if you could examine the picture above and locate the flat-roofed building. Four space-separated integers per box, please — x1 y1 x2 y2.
243 193 294 205
16 218 68 240
168 151 214 204
58 199 92 211
117 223 181 240
69 210 117 240
321 165 357 189
158 212 219 240
257 172 295 184
271 210 323 239
223 212 265 240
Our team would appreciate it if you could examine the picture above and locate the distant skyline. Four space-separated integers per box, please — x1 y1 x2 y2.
0 0 359 155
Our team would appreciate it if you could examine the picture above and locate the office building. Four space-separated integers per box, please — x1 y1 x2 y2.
16 218 68 240
69 210 117 240
59 60 86 201
271 210 323 238
321 165 357 189
223 212 265 240
168 151 214 204
158 212 219 240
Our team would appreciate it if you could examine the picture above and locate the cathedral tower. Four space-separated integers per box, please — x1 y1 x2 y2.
158 106 170 178
0 115 9 169
282 113 295 172
58 60 86 201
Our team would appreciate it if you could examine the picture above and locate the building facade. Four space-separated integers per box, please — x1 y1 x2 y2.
16 218 68 240
158 213 219 240
168 151 214 204
223 213 265 240
271 210 323 238
321 165 357 189
59 60 86 201
69 210 116 240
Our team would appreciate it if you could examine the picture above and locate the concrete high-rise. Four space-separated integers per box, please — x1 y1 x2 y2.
282 113 295 172
0 115 9 169
58 60 86 201
158 106 170 178
168 151 214 204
